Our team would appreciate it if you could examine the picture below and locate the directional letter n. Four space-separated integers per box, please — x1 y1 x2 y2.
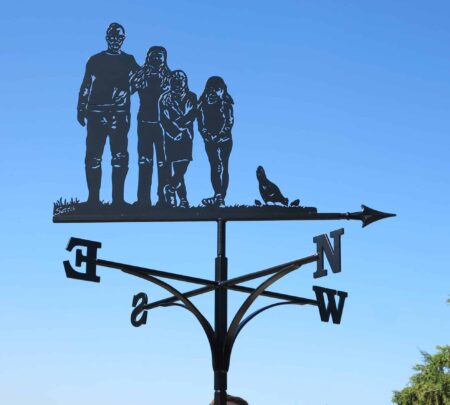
313 228 344 279
313 286 348 324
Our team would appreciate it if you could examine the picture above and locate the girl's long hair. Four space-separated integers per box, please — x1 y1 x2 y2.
198 76 234 106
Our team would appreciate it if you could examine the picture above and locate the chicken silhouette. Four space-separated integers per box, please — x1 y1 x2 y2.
256 166 289 206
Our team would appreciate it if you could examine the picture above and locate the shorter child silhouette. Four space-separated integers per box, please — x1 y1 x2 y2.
159 70 197 208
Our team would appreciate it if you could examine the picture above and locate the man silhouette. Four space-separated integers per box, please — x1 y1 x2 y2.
77 23 139 207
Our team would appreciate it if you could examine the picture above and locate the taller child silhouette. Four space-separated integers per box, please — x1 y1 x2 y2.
198 76 234 207
77 23 139 207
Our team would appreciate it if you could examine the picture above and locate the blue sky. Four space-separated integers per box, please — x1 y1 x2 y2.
0 1 449 404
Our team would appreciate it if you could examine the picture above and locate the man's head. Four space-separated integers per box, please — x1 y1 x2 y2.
106 23 125 53
210 394 248 405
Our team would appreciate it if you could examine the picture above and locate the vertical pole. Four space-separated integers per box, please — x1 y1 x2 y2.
214 219 228 405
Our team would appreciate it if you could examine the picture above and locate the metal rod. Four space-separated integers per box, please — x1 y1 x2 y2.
214 219 228 405
145 284 317 310
97 258 215 286
54 205 395 225
228 285 317 305
222 254 318 288
145 285 216 309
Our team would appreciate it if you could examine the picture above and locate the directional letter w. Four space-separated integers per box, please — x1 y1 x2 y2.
313 228 344 279
313 286 348 324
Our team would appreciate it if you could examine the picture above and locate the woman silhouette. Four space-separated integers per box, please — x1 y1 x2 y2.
197 76 234 207
131 46 171 207
159 70 197 208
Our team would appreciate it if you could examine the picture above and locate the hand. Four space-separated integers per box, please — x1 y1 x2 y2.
77 110 86 127
184 100 193 115
174 134 183 141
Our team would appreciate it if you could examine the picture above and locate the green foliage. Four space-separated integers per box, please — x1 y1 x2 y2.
392 346 450 404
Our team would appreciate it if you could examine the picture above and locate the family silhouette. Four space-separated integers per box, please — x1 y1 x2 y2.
77 23 234 209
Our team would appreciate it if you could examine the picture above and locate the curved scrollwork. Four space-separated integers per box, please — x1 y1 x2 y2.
234 301 304 342
224 264 305 369
122 268 216 359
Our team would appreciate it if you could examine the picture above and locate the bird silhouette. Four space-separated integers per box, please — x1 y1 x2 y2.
290 199 300 207
256 166 289 206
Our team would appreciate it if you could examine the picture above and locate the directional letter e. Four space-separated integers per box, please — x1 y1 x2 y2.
313 228 344 279
63 237 101 282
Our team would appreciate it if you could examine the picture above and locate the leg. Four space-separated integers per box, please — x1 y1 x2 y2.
163 161 176 207
152 123 168 206
85 112 108 205
137 121 154 205
205 141 221 197
166 160 189 207
217 139 232 199
202 140 230 207
109 112 130 205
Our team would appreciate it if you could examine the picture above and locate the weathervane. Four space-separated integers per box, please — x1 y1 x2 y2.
54 22 395 405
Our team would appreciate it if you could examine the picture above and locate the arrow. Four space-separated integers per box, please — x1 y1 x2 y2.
53 203 395 224
347 205 396 227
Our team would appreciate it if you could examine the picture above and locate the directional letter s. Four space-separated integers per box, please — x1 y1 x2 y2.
313 285 348 324
63 237 101 282
131 292 148 327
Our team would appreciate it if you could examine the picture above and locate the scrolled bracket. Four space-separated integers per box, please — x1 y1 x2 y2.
234 300 312 342
124 268 215 358
224 262 309 369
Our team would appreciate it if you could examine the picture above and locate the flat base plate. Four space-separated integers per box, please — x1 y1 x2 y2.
53 202 318 223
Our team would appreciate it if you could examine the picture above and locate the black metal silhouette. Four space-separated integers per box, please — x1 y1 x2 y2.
53 202 396 225
198 76 234 208
131 46 171 207
78 23 139 207
55 26 397 405
159 70 197 208
256 166 289 206
62 223 355 404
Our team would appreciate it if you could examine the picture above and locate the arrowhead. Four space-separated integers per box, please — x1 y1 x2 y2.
359 204 396 227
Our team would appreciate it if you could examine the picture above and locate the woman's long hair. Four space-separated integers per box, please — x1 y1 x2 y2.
198 76 234 106
144 46 170 77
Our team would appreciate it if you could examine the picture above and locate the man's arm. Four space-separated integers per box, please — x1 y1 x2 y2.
130 55 140 73
77 58 93 127
129 56 142 94
130 66 146 93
